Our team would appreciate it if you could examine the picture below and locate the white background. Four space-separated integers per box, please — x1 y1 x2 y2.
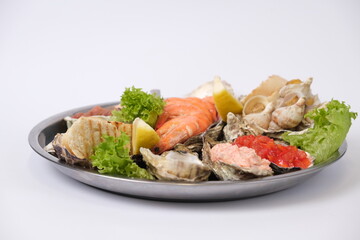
1 0 359 239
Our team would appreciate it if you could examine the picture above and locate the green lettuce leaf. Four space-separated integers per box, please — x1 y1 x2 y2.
111 86 165 127
90 133 154 180
282 100 357 164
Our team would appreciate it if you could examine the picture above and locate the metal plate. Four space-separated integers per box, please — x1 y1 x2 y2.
28 102 347 202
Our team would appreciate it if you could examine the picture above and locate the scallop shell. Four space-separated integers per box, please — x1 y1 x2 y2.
140 148 211 182
240 75 288 105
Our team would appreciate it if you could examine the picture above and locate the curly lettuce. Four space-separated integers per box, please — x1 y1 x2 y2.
282 100 357 164
111 87 165 127
90 133 154 180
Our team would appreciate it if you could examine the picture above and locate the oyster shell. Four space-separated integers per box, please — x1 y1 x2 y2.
223 112 261 140
140 148 211 182
52 133 93 168
173 121 226 155
202 142 273 180
270 150 314 175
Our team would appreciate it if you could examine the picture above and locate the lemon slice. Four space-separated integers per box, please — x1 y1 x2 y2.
213 76 243 122
132 117 160 155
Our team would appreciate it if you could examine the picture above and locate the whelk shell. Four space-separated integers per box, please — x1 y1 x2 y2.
243 99 275 130
270 97 306 129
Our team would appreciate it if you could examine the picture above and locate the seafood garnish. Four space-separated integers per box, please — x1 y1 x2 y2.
140 148 211 182
44 75 356 182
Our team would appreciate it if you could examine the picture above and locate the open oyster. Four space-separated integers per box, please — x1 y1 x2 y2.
202 142 273 181
52 133 93 168
174 121 226 156
140 148 211 182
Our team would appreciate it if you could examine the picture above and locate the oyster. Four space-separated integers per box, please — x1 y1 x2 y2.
52 133 93 168
140 148 211 182
223 112 261 140
173 121 226 155
202 142 273 180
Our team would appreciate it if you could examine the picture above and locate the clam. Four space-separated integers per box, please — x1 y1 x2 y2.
139 148 211 182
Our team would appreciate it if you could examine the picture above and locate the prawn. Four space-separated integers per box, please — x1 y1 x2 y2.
153 97 218 154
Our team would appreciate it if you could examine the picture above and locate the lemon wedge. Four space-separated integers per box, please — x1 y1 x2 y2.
213 76 243 122
132 117 160 155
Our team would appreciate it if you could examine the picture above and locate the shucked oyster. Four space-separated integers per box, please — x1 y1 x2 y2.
140 148 211 182
202 142 273 181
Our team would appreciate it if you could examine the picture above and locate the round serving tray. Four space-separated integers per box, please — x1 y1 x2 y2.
28 102 347 202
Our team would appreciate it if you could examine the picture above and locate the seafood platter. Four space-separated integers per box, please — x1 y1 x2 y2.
29 75 356 201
